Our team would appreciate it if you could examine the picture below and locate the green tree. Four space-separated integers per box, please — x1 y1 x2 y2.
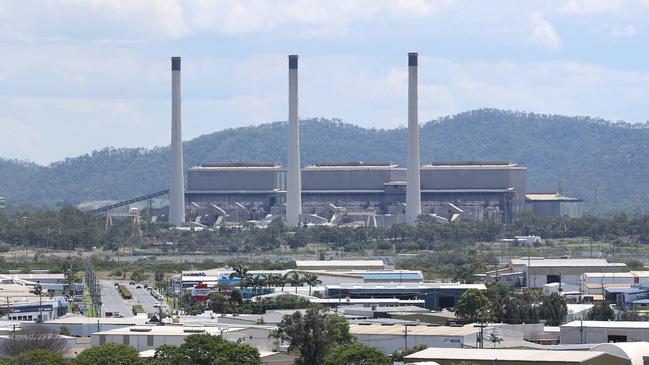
587 302 615 321
151 334 260 365
274 307 353 365
4 349 68 365
323 343 390 365
539 293 567 326
455 289 492 322
391 344 427 362
74 343 144 365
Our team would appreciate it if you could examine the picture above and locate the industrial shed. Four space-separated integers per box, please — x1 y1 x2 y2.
404 348 629 365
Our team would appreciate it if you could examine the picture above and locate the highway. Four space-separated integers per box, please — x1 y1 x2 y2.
99 280 133 317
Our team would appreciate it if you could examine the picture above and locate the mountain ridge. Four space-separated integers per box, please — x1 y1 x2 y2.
1 109 648 213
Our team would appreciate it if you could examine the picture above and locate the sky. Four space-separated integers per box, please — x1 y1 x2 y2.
1 0 649 164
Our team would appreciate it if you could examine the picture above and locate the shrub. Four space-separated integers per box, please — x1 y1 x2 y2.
117 285 132 300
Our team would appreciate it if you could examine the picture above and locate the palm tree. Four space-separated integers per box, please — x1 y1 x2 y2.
303 273 322 296
279 272 291 292
229 264 251 292
288 271 303 294
248 275 267 297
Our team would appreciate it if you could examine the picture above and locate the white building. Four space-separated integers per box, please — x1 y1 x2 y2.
560 321 649 344
295 260 385 271
30 314 149 337
350 323 479 354
91 325 277 353
509 258 627 290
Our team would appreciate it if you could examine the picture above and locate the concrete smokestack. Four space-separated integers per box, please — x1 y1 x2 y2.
286 55 301 226
405 52 421 225
169 56 185 226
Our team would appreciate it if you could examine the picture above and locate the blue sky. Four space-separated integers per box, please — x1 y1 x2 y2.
1 0 648 164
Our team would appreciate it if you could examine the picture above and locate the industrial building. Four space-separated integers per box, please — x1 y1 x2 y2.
526 193 584 219
350 324 479 354
508 258 627 290
164 53 581 227
185 161 528 225
560 321 649 344
325 283 486 310
404 347 629 365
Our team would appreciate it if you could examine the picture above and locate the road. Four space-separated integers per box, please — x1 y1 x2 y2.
99 280 133 317
130 285 159 314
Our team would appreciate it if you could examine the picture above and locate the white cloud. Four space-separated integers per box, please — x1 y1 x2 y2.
561 0 624 14
530 12 561 49
610 24 637 37
184 0 452 37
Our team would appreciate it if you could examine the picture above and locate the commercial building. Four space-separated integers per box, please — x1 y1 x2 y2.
560 321 649 344
526 193 584 219
0 283 68 322
404 348 629 365
325 283 486 311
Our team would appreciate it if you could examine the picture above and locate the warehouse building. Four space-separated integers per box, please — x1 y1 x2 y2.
350 324 479 354
185 161 528 224
325 283 486 310
560 321 649 344
404 348 629 365
509 258 627 290
91 325 276 353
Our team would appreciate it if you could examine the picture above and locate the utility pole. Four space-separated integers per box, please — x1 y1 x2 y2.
404 323 410 352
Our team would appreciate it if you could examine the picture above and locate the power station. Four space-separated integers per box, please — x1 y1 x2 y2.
168 53 581 227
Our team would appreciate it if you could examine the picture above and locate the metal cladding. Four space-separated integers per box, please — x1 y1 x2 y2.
169 56 185 226
405 52 422 225
286 55 302 226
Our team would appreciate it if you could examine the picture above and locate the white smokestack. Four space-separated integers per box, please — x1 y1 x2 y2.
169 56 185 226
405 52 421 226
286 55 301 226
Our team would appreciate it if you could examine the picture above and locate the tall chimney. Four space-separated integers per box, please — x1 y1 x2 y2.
286 55 301 226
169 56 185 226
405 52 421 225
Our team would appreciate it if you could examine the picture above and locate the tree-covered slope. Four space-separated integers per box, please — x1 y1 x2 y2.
1 109 647 213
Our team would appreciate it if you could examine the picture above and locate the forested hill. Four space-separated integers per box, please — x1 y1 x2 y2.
1 109 648 214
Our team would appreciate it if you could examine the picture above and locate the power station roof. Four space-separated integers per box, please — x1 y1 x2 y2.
422 161 524 169
526 192 583 202
305 162 399 169
191 163 281 170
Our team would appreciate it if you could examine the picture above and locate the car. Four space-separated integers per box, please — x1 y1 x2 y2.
136 285 142 289
129 281 135 285
143 284 148 289
153 302 161 308
113 312 123 318
113 282 119 287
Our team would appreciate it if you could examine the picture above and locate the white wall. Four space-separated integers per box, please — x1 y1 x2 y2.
353 333 475 354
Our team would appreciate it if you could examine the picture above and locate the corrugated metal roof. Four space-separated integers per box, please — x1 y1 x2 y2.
526 193 582 202
511 258 625 268
562 320 649 329
405 348 609 362
350 324 478 336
